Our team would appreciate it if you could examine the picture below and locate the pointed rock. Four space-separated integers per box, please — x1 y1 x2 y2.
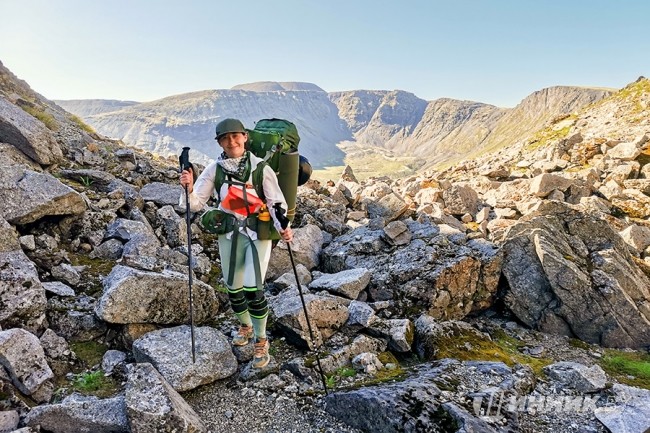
0 217 47 333
0 96 63 165
125 362 206 432
0 328 53 402
0 168 86 225
501 204 650 348
308 268 371 299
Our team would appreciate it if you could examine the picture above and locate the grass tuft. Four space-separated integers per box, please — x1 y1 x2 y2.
70 370 120 398
600 350 650 389
20 104 59 130
69 114 95 134
432 327 552 376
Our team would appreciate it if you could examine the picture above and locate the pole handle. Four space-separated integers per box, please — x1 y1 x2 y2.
273 202 290 230
179 147 191 171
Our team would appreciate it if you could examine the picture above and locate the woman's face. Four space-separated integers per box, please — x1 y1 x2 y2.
218 132 247 158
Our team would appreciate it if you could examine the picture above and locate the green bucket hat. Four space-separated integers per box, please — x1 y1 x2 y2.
215 118 246 140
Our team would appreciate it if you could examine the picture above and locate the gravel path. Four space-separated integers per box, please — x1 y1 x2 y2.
184 375 363 433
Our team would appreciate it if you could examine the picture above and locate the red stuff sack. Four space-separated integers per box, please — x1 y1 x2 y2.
220 185 264 216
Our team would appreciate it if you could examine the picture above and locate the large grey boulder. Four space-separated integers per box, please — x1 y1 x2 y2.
140 182 184 207
366 191 409 221
104 218 156 241
0 328 54 403
0 410 19 432
267 224 324 279
272 263 312 289
325 357 518 432
132 326 237 392
120 233 163 271
308 268 371 299
324 361 498 433
101 350 127 376
529 173 575 198
606 141 642 160
24 393 128 433
414 316 488 361
42 281 75 297
443 183 480 215
50 263 81 287
501 203 650 348
543 361 607 393
346 300 378 329
270 292 349 348
125 363 206 433
0 167 86 225
367 318 414 352
619 224 650 254
324 368 442 433
0 96 63 165
95 265 219 325
0 218 47 333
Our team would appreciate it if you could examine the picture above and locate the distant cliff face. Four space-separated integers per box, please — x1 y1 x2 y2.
54 99 139 117
331 86 613 170
330 90 429 148
64 88 349 167
58 82 614 171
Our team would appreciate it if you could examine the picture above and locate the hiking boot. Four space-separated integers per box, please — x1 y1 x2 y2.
232 325 253 346
252 338 270 368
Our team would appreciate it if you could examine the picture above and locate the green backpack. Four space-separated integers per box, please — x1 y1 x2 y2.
246 118 300 167
245 118 303 222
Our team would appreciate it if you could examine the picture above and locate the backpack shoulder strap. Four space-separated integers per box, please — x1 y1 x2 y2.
214 164 226 203
215 159 266 203
252 161 267 201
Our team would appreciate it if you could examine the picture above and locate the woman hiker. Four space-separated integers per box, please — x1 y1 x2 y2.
179 118 293 369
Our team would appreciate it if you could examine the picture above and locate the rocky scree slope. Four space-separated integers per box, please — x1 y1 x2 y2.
1 59 649 433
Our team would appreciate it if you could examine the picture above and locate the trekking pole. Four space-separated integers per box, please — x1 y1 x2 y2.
273 203 328 395
179 147 196 363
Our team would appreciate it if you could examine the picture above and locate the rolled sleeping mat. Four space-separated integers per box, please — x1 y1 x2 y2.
277 150 299 221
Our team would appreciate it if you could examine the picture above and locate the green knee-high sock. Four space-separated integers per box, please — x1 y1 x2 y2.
251 315 268 340
228 287 253 327
244 287 269 339
236 310 253 328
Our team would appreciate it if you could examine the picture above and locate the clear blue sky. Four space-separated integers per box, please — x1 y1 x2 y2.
1 0 648 107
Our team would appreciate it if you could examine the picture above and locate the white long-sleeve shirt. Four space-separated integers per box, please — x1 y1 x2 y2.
179 153 289 240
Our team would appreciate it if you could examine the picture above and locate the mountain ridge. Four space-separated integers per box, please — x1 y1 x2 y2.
55 81 617 172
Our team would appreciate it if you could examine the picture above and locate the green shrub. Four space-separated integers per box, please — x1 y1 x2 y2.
72 371 105 392
69 370 120 398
